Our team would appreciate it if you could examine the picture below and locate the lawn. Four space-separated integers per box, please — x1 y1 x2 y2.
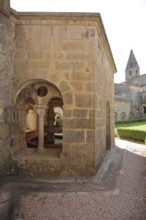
115 120 146 143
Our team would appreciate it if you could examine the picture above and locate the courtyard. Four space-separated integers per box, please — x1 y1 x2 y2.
0 138 146 219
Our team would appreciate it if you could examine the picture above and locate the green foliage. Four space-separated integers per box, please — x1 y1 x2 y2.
117 128 146 143
115 119 146 126
115 120 146 143
56 117 63 127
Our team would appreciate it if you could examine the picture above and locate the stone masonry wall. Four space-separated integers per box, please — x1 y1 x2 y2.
12 17 98 177
0 11 116 178
0 11 116 177
0 13 15 174
115 84 142 121
94 33 115 166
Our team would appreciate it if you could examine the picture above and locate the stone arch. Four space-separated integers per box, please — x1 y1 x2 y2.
14 79 63 104
106 101 111 150
128 112 133 119
114 112 118 120
14 79 63 156
142 104 146 114
120 112 126 120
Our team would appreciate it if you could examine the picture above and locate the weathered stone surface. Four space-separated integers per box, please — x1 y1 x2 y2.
63 110 72 117
64 118 94 129
75 94 93 107
0 10 116 178
70 26 96 39
66 52 94 60
70 71 93 81
63 130 85 143
86 130 95 144
0 13 15 174
63 92 73 105
73 109 88 117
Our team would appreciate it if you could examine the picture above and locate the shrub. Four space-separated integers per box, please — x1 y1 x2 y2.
117 128 146 143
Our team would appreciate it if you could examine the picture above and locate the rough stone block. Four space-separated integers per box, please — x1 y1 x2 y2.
63 130 85 143
73 109 88 117
85 82 94 92
86 130 95 144
30 61 50 69
70 26 96 39
75 94 93 107
70 82 84 92
0 124 8 139
70 71 93 81
63 92 73 105
58 81 71 93
66 52 94 60
54 61 85 71
64 110 72 117
54 40 83 51
53 26 70 39
64 118 94 129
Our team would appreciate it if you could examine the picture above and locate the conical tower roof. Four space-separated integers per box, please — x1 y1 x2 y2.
125 50 139 71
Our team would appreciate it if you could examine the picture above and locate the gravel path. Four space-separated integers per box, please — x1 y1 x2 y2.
18 138 146 220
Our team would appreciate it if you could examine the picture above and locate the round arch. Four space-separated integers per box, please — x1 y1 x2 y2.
13 79 64 156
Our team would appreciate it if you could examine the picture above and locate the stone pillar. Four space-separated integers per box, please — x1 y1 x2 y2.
35 105 48 151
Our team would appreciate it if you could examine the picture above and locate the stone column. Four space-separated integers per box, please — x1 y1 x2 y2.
34 105 48 151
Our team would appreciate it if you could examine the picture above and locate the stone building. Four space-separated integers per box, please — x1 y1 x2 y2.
115 50 146 121
0 0 116 178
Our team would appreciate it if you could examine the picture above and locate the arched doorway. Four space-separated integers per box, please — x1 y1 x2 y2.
14 80 63 157
106 101 111 150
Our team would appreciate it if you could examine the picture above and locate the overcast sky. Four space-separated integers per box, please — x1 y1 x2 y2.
10 0 146 83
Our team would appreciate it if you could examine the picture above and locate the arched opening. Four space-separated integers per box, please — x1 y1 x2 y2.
129 70 132 77
143 105 146 114
106 101 111 150
43 97 63 147
129 112 133 119
14 80 63 157
115 112 118 120
136 69 138 76
120 112 126 120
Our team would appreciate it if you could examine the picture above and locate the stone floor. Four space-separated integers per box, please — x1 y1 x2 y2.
0 138 146 219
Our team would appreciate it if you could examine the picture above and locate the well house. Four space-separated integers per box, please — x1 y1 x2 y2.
0 0 116 178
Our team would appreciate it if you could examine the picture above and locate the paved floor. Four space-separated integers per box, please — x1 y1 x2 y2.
15 138 146 220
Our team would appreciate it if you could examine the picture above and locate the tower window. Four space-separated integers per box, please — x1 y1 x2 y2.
129 70 132 76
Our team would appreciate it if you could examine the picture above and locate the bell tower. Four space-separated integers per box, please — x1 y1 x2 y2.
125 50 140 81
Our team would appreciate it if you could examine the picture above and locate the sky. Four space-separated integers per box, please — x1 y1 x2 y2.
10 0 146 83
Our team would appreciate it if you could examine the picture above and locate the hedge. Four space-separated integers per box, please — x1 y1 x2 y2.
116 128 146 143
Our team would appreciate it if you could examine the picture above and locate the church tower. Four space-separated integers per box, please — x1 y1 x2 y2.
125 50 140 81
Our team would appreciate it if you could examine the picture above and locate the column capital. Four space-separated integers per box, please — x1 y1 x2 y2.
34 105 48 117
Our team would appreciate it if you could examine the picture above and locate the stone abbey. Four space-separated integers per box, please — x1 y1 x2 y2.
115 49 146 121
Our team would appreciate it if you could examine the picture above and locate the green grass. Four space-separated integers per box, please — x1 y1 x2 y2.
115 120 146 143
